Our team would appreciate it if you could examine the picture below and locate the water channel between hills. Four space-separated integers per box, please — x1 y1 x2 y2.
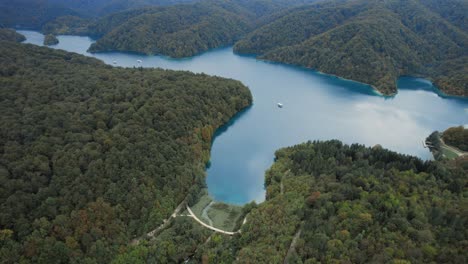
19 30 468 204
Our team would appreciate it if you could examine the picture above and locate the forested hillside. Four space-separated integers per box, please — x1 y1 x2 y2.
0 28 25 42
85 0 320 57
87 2 253 57
0 41 251 263
234 0 468 96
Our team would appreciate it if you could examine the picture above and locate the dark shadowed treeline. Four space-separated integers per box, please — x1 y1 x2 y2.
0 0 199 29
0 40 251 263
0 28 25 42
43 34 58 46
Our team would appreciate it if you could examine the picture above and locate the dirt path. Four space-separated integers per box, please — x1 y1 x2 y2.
441 140 467 156
131 199 186 245
284 227 302 264
201 201 215 226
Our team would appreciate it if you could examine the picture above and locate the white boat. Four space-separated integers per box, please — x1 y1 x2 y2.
137 59 142 63
277 103 283 108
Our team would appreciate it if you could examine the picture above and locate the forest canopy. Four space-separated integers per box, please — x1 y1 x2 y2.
0 40 251 263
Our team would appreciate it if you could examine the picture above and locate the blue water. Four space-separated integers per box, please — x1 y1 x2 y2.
19 30 468 204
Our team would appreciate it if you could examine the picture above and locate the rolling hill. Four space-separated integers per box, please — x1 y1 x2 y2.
85 0 320 57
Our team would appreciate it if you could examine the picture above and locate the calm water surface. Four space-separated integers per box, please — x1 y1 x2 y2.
19 30 468 204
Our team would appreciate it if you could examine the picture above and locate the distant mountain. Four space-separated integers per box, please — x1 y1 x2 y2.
234 0 468 96
0 0 79 29
0 0 198 29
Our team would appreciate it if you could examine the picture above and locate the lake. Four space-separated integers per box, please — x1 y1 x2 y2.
19 30 468 204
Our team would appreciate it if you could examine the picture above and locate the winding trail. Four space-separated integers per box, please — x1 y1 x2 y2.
440 138 467 157
131 199 186 245
284 227 302 264
186 205 238 235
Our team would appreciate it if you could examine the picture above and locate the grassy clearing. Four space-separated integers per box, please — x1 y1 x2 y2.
441 146 460 159
207 202 243 231
188 190 244 231
191 191 212 219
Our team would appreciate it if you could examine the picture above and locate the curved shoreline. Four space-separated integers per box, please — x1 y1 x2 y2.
18 30 468 207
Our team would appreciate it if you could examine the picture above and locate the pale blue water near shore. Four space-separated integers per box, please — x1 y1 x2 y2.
19 30 468 204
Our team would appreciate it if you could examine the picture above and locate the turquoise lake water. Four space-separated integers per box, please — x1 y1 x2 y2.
19 30 468 204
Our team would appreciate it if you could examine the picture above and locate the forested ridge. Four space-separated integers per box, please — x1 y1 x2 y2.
234 0 468 96
0 0 198 29
0 40 251 263
35 0 320 58
85 0 320 57
87 2 253 57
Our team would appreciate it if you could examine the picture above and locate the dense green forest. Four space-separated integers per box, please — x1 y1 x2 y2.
111 140 467 263
43 34 59 46
85 0 319 57
0 40 251 263
442 126 468 152
35 0 319 57
234 0 468 96
87 2 253 57
0 28 25 42
231 141 467 262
